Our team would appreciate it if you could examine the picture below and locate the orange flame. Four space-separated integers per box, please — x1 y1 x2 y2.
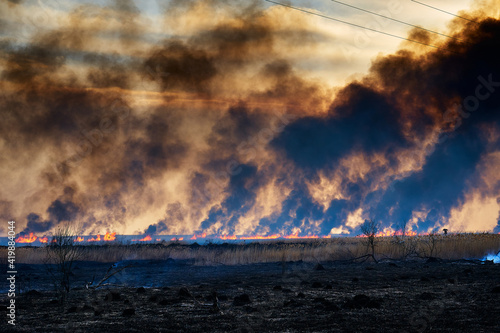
283 232 319 239
13 229 484 245
87 234 101 242
103 231 116 241
15 233 37 243
133 235 152 242
239 232 320 240
220 235 238 240
190 232 207 240
240 234 282 240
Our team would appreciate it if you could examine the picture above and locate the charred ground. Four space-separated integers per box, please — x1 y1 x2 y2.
1 238 500 332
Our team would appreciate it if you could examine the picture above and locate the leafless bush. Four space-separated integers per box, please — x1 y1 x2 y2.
361 219 380 262
44 224 85 302
419 232 441 258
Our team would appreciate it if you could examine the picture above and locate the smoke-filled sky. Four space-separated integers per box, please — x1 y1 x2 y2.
1 0 499 237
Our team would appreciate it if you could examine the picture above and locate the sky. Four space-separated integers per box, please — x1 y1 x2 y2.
0 0 499 237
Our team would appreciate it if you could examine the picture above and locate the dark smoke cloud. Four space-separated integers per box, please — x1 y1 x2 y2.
271 84 408 171
257 183 324 234
272 17 500 233
47 199 80 223
199 163 260 234
1 1 499 236
143 41 217 93
145 202 187 235
495 197 500 233
23 213 53 233
22 197 79 234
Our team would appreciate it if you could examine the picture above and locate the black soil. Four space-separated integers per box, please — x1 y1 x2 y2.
2 260 500 332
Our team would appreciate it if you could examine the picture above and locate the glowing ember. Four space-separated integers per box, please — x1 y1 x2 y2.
15 233 37 243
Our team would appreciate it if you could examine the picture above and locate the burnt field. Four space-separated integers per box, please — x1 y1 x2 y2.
2 235 500 332
0 238 499 332
2 258 500 332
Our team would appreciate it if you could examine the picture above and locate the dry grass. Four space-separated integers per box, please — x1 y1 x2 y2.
3 233 499 265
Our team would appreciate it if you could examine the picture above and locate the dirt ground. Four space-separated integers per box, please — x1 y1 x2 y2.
2 259 500 332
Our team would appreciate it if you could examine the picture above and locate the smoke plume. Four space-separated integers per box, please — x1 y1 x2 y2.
0 0 499 236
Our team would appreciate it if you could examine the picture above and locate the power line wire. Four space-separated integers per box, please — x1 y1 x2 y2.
264 0 452 52
410 0 478 24
330 0 463 42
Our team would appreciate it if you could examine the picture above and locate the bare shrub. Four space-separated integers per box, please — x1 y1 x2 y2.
44 224 85 302
361 219 380 262
419 232 441 258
